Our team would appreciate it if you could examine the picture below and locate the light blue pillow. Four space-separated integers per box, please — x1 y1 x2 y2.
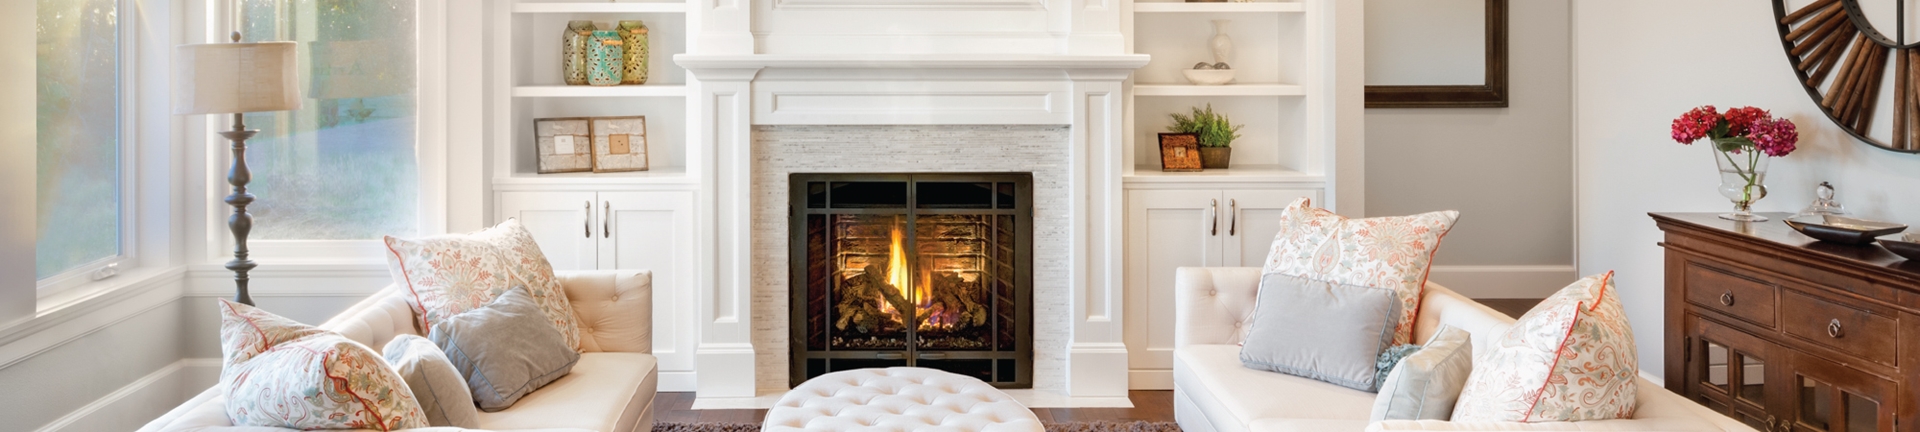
384 334 481 428
430 286 580 412
1238 272 1401 392
1370 324 1474 421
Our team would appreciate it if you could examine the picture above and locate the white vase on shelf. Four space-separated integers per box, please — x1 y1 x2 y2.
1210 20 1234 65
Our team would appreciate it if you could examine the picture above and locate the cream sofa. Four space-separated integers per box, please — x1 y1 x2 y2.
1173 267 1756 432
140 270 659 432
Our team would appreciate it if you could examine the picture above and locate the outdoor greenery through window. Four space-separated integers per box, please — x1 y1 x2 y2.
36 0 121 279
238 0 418 240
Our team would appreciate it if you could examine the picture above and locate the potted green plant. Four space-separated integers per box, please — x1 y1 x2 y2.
1168 104 1243 169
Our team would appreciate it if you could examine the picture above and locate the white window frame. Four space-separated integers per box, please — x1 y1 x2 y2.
36 0 143 298
201 0 448 265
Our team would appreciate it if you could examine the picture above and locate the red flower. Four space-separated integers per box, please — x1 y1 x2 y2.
1723 106 1769 136
1750 117 1799 157
1671 105 1718 144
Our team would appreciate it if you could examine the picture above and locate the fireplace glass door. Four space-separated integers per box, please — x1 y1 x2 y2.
790 173 1032 388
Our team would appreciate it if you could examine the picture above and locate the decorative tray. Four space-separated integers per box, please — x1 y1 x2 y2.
1881 232 1920 261
1784 215 1909 245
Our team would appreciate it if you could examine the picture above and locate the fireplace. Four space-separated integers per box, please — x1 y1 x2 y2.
788 173 1033 388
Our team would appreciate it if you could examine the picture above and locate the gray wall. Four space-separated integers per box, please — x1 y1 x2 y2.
1364 0 1573 269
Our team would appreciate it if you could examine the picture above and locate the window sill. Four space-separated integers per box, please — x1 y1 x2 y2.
0 265 186 351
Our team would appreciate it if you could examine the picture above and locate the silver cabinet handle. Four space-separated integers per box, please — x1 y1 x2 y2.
1229 199 1238 236
584 200 592 238
602 202 611 238
1210 199 1219 236
1720 291 1734 306
1828 318 1844 338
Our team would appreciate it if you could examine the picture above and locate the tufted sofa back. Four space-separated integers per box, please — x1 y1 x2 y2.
1173 267 1515 358
321 270 655 355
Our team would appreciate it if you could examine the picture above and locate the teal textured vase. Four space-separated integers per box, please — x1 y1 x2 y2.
587 30 624 86
562 21 595 85
618 21 649 85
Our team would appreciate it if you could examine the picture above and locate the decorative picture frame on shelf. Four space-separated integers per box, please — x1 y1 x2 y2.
1158 132 1203 172
590 116 649 173
534 117 594 174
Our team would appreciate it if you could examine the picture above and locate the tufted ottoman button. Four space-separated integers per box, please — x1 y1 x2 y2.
1209 289 1218 296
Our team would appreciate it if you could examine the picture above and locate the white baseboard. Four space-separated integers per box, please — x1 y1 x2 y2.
37 358 220 432
1129 370 1172 390
1426 265 1578 299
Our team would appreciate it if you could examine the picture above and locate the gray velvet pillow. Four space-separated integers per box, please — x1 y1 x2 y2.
384 334 481 427
1370 324 1474 421
429 286 579 412
1238 272 1400 392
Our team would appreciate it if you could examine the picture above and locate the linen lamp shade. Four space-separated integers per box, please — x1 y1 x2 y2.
173 41 303 115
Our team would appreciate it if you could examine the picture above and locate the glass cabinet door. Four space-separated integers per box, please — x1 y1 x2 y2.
1781 350 1896 432
1688 316 1784 430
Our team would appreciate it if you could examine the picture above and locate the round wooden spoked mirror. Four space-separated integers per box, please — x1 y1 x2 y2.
1774 0 1920 153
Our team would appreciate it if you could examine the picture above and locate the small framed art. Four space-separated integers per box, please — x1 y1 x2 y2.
1158 132 1203 172
590 116 648 173
534 117 594 174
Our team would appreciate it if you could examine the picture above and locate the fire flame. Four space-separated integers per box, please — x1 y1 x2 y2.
878 220 945 329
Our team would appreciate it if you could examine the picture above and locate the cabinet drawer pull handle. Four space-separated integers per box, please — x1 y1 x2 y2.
875 352 906 360
1828 319 1844 338
1210 199 1219 236
1719 291 1734 306
603 202 611 238
584 200 592 238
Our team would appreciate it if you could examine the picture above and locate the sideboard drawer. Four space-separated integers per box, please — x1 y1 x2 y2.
1684 262 1777 329
1781 289 1897 366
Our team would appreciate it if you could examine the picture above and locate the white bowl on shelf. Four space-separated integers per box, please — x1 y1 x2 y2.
1182 69 1236 85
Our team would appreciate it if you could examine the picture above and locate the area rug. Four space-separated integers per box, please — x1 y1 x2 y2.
653 421 1182 431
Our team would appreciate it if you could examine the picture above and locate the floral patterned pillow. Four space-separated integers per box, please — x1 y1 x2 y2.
1260 197 1458 345
1451 272 1638 422
383 219 584 351
219 299 429 431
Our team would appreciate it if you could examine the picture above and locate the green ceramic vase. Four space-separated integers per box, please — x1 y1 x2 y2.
618 21 649 85
587 30 624 86
562 20 595 85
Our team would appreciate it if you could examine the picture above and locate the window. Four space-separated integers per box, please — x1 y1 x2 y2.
235 0 419 240
36 0 122 280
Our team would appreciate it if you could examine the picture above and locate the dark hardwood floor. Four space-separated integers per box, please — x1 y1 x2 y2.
651 390 1176 425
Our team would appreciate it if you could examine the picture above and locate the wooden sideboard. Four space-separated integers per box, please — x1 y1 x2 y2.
1655 212 1920 432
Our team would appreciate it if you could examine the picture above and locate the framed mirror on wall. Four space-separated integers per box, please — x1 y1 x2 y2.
1364 0 1509 108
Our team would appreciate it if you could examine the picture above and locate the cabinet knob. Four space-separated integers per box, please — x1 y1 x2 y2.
1828 319 1844 338
1720 291 1735 306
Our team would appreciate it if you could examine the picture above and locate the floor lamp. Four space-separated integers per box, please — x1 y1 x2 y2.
174 32 303 306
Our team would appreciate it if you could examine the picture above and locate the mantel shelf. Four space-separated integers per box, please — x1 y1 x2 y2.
1133 84 1303 96
1133 2 1303 13
673 54 1153 70
512 2 688 13
512 85 688 97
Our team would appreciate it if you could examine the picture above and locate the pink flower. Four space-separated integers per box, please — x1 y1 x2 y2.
1671 105 1718 144
1750 117 1798 157
1723 106 1769 136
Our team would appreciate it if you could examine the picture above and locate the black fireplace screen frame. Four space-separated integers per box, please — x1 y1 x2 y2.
788 173 1033 388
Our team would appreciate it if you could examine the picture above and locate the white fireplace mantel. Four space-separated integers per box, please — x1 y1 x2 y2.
681 52 1144 401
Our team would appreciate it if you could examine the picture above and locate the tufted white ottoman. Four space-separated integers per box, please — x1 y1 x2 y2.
763 367 1044 432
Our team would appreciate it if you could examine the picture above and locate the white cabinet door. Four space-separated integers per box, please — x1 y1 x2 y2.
1124 189 1225 389
1220 189 1320 267
497 191 599 271
597 191 696 380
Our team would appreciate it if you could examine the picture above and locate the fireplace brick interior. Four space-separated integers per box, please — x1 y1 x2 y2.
789 173 1033 388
